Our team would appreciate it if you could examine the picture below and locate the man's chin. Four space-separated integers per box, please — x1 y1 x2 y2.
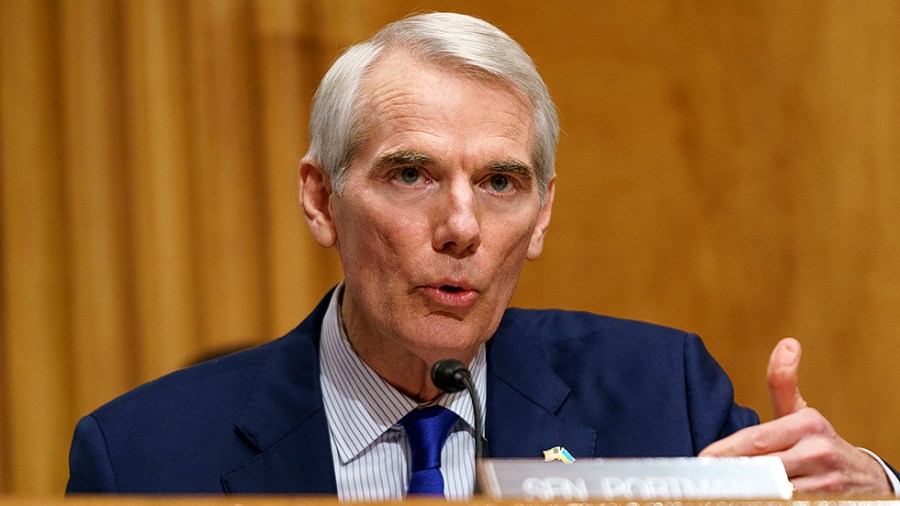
402 322 492 358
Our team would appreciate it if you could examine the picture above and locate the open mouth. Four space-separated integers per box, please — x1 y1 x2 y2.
424 283 478 308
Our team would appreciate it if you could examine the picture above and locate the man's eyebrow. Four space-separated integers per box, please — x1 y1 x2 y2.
488 160 536 185
372 152 536 184
373 151 433 170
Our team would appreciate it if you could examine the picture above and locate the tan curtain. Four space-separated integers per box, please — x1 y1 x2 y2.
0 0 353 493
2 0 900 496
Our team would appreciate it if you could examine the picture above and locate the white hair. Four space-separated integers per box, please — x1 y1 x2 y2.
303 12 559 200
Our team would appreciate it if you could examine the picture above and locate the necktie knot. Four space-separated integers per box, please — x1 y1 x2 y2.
400 406 459 496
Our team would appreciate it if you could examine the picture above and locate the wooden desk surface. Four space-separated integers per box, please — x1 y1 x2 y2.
1 497 899 506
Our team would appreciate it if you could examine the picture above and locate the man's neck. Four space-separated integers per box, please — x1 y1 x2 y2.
343 327 460 403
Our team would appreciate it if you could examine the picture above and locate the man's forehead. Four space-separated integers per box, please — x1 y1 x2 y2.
347 50 538 182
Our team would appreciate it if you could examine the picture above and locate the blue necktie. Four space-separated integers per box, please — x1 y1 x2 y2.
400 406 459 497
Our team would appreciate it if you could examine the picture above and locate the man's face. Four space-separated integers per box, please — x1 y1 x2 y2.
303 51 554 369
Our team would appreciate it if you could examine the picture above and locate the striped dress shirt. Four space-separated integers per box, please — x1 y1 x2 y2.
319 284 487 501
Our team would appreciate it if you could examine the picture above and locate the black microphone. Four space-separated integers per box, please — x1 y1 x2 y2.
431 358 485 462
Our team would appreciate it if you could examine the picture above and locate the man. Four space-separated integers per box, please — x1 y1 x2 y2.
67 12 898 499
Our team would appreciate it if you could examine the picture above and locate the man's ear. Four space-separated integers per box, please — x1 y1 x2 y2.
299 159 337 248
526 177 555 261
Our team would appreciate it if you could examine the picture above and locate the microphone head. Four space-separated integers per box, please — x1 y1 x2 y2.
431 358 470 393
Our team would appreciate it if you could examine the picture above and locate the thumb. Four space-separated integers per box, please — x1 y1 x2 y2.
767 337 808 418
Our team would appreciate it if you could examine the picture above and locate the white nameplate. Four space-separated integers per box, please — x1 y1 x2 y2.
478 457 793 501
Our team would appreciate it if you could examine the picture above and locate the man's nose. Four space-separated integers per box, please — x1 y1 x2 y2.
432 180 481 258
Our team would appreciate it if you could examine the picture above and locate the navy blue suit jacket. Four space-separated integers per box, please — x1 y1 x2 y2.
67 291 760 494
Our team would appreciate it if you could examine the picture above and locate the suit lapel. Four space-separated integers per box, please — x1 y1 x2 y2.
221 292 338 494
486 311 597 460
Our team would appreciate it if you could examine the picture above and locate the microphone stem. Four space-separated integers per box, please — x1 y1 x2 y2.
461 375 484 460
460 374 484 496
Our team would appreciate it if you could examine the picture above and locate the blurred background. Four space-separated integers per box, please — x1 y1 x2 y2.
1 0 899 496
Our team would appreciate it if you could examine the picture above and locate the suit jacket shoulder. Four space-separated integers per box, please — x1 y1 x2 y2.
485 308 760 460
66 292 338 494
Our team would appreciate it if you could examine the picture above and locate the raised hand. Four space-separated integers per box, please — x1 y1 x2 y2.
699 338 892 495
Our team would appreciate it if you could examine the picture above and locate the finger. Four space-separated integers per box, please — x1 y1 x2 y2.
776 431 837 479
699 409 818 457
780 433 893 495
788 474 841 495
767 337 808 418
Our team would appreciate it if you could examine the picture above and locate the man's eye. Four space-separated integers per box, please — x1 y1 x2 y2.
487 174 512 193
398 167 422 185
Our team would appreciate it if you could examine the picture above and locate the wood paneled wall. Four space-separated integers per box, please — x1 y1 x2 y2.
1 0 898 496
